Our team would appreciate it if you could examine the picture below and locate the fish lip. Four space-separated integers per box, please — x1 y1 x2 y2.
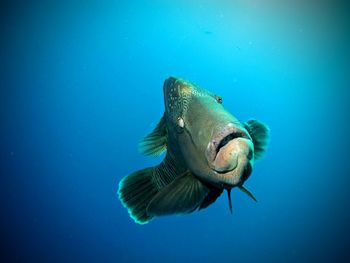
215 166 236 174
205 124 234 167
205 123 248 169
212 161 252 187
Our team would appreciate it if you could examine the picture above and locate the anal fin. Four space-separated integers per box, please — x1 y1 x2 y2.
199 187 223 210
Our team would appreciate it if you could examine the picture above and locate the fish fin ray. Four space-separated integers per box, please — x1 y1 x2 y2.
238 185 258 202
147 171 210 216
244 119 269 159
118 168 159 224
139 114 167 156
227 189 233 214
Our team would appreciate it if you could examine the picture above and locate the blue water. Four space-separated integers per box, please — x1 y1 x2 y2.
2 1 350 262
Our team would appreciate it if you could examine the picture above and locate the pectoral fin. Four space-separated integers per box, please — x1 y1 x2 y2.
147 171 210 216
244 119 269 159
139 114 167 156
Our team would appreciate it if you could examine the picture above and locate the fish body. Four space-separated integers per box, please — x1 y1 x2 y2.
118 77 269 224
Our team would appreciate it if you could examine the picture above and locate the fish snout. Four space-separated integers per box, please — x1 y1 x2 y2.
212 138 252 173
205 123 252 171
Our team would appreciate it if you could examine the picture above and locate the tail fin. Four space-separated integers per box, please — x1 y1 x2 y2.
118 168 159 224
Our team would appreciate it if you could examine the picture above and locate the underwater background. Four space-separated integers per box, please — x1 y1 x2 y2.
2 0 350 262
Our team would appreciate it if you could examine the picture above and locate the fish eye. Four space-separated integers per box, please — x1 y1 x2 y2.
215 95 222 104
177 117 184 128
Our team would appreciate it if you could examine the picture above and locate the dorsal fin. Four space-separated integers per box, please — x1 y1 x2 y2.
139 114 167 156
147 171 210 216
244 119 269 159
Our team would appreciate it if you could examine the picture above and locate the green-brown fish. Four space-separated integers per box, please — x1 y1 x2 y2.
118 77 269 224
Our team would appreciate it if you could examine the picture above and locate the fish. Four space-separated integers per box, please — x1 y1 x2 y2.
118 77 269 224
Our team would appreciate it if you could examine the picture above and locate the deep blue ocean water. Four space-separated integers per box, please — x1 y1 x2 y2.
2 1 350 262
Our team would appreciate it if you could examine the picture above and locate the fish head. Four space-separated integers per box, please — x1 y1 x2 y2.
163 77 254 189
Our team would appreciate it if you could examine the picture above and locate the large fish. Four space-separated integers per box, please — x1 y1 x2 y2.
118 77 269 224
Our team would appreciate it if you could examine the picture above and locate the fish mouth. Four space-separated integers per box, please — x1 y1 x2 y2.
216 133 239 157
205 123 254 187
206 124 247 166
214 137 239 173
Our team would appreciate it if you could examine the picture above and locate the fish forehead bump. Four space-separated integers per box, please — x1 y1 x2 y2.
163 77 212 100
163 77 217 124
163 77 193 122
163 77 193 95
